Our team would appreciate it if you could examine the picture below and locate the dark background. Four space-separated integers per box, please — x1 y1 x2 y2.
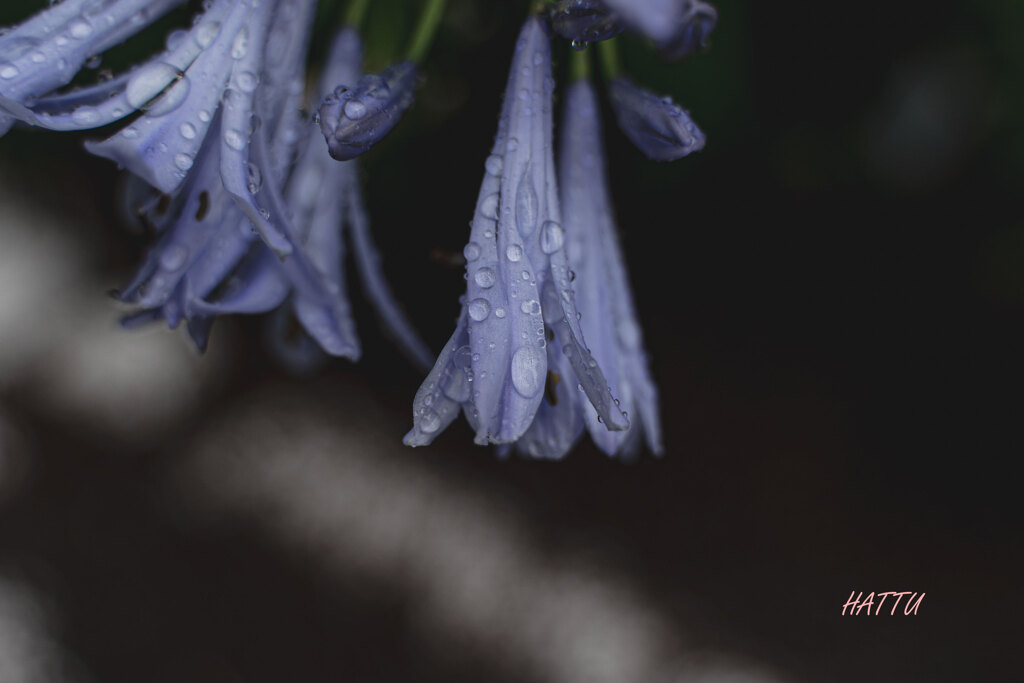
0 0 1020 681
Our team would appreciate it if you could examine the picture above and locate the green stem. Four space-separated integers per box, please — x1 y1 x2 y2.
407 0 449 63
344 0 371 28
569 46 591 82
597 38 622 79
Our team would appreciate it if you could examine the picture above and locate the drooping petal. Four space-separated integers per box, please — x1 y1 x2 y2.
561 79 663 456
0 0 186 133
547 0 624 46
607 76 705 161
83 0 246 193
407 15 627 449
317 61 418 161
404 308 473 447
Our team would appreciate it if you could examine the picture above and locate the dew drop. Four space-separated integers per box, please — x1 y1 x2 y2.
494 307 506 319
344 99 367 120
419 409 441 434
520 299 541 315
463 242 481 262
69 19 93 39
194 21 220 48
480 193 499 219
179 122 196 139
511 346 546 398
224 129 246 150
230 29 248 59
484 154 503 176
235 70 258 93
468 298 491 321
540 220 564 254
173 153 193 171
505 244 523 262
125 62 180 110
0 64 19 79
70 106 99 126
474 267 496 288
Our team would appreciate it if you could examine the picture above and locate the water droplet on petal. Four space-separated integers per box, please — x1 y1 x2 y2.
480 193 500 219
125 62 181 110
173 153 193 170
484 154 503 176
224 129 246 150
463 242 481 262
419 409 441 434
344 100 367 120
194 21 220 48
231 29 248 59
540 220 564 254
506 244 523 262
520 299 541 315
511 346 546 398
179 122 196 139
474 267 496 288
0 64 19 79
70 106 99 126
468 298 491 321
69 19 93 39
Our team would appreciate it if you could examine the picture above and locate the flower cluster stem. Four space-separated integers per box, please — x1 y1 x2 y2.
598 38 622 78
570 47 591 82
344 0 371 28
407 0 449 63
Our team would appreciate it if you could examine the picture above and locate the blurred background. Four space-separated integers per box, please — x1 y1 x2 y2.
0 0 1021 681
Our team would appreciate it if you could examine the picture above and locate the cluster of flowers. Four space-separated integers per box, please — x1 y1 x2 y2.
0 0 714 459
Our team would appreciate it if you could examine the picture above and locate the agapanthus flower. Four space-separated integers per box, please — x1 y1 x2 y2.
0 0 428 364
608 76 705 161
557 78 663 458
405 16 629 451
121 22 431 367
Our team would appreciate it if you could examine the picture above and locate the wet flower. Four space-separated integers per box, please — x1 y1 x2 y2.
405 16 629 450
557 78 663 458
112 16 430 366
608 76 705 161
317 60 419 161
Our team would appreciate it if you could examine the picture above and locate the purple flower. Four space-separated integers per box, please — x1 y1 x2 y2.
600 0 717 60
317 61 419 161
405 16 628 450
547 0 625 47
116 19 430 368
557 79 663 458
608 76 705 161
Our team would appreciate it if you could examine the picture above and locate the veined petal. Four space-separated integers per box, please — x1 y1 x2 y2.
513 339 585 459
405 308 472 447
0 0 186 130
83 0 246 193
607 76 705 161
561 79 662 456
